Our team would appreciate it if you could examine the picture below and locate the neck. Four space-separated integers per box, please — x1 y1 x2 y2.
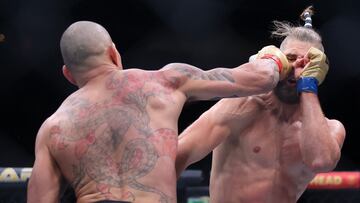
76 64 121 88
261 92 300 123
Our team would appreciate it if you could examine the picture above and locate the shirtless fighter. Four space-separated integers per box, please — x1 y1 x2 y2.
26 20 288 203
176 7 346 203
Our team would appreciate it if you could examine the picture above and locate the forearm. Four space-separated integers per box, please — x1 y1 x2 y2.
205 59 280 99
300 92 340 172
234 59 280 94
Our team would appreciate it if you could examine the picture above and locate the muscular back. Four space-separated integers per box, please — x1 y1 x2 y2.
210 95 317 203
42 69 185 202
30 59 283 202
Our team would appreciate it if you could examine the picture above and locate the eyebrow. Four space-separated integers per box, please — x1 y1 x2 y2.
286 53 298 58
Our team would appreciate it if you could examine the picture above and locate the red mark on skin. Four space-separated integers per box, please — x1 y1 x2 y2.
49 126 67 150
50 136 67 150
106 73 123 89
50 126 61 134
77 108 88 118
57 138 67 150
110 71 178 104
142 72 177 103
77 103 105 118
122 72 152 96
75 141 88 159
106 157 119 174
75 132 96 159
149 129 177 160
253 146 261 153
97 183 110 194
121 191 135 202
86 132 96 144
156 72 181 90
112 73 146 103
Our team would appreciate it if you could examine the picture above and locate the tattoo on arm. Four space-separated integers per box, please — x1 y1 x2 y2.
173 66 235 83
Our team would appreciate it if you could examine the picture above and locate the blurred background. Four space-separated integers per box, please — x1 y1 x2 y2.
0 0 359 202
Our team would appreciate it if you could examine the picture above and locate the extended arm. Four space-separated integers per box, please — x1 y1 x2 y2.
162 45 293 101
27 122 63 203
162 59 279 101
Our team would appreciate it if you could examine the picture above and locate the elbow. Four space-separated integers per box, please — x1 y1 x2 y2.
175 148 191 179
307 149 341 173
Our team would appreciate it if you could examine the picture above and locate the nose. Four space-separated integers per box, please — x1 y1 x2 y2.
291 57 309 79
292 57 308 69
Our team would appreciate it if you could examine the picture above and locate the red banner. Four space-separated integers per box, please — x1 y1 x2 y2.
307 172 360 189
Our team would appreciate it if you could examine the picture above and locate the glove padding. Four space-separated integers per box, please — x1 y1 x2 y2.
300 47 329 85
255 45 291 80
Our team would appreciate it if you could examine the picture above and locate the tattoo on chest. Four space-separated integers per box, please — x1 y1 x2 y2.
50 71 178 202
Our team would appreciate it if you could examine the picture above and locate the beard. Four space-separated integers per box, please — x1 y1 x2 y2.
273 80 300 104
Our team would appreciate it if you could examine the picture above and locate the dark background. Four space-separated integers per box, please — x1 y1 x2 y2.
0 0 359 187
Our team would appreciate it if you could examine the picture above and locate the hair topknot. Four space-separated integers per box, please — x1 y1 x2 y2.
300 6 314 21
270 6 324 51
301 6 314 28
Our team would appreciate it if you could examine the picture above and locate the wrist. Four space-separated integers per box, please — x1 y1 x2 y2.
297 77 318 94
260 54 283 73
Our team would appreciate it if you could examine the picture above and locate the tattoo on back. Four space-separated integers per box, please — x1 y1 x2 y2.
50 71 179 202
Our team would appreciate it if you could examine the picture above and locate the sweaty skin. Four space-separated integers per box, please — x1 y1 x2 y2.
28 58 279 202
176 40 345 203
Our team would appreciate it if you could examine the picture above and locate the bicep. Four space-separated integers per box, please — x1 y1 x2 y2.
28 130 62 203
162 63 243 100
176 107 231 174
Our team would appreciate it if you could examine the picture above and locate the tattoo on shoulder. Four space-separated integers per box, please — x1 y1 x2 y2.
173 66 235 83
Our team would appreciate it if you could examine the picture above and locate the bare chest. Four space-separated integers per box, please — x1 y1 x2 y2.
229 116 304 169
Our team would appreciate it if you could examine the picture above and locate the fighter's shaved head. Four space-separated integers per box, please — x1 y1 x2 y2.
60 21 112 72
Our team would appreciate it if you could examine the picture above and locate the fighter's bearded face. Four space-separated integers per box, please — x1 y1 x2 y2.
274 39 315 104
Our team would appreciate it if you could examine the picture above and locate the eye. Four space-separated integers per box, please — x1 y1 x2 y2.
286 54 297 62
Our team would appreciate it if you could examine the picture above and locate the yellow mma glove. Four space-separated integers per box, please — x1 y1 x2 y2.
297 47 329 94
256 45 292 80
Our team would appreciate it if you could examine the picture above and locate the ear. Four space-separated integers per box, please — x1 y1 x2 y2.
109 43 122 68
62 65 77 86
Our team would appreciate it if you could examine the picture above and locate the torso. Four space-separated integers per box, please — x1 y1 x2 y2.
210 95 316 203
44 69 186 203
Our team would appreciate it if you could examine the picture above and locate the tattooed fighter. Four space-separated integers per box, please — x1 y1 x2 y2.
27 21 289 203
176 7 345 203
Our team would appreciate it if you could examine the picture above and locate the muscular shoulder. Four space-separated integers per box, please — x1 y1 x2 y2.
34 116 57 150
124 67 185 91
212 96 264 114
159 63 195 85
206 96 264 127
